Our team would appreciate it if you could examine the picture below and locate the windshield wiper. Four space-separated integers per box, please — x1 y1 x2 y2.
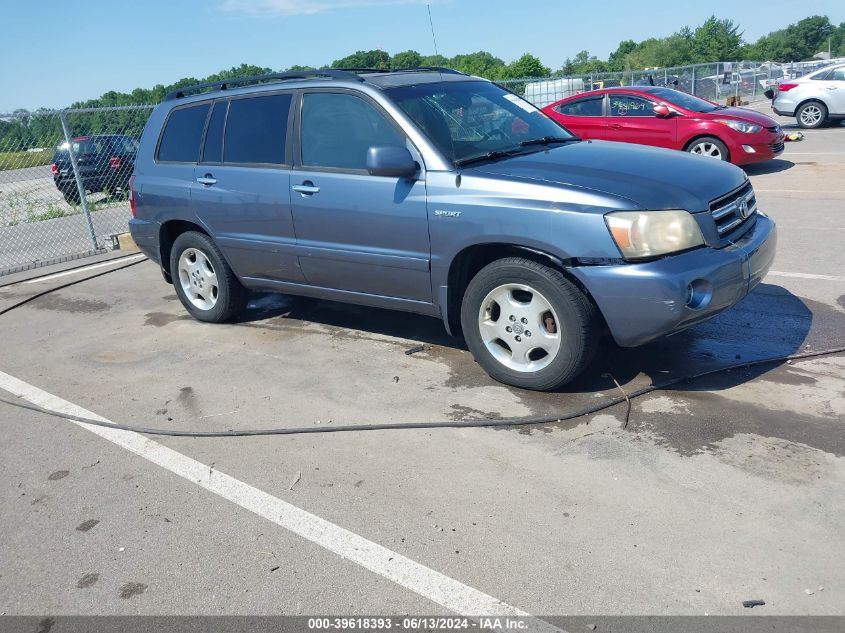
519 136 579 147
454 148 524 168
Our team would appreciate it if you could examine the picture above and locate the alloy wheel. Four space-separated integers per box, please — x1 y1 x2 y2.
178 248 218 311
477 283 562 372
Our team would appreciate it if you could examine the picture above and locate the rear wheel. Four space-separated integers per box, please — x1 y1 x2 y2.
170 231 248 323
687 136 729 161
796 101 827 129
460 257 598 391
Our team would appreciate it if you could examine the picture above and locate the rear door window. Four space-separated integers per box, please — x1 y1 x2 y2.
158 103 211 162
223 94 292 165
555 96 604 116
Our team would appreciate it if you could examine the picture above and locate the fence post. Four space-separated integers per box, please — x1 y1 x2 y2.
59 110 98 251
691 64 696 96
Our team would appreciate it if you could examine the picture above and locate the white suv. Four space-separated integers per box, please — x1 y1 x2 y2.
772 63 845 128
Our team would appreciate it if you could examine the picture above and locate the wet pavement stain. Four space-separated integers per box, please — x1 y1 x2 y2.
31 294 110 314
448 404 502 421
30 494 48 506
47 470 69 481
629 384 845 459
36 617 55 633
144 312 190 327
758 368 819 386
76 519 100 532
119 582 147 599
76 573 99 589
838 295 845 311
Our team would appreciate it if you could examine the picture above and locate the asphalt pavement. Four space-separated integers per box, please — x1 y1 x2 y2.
0 116 843 621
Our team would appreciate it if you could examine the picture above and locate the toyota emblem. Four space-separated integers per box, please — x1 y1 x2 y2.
738 198 749 219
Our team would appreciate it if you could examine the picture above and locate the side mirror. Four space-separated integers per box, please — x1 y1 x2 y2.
653 104 673 117
366 145 418 178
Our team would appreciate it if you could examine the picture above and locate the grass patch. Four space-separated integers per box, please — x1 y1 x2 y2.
28 206 68 222
0 149 53 172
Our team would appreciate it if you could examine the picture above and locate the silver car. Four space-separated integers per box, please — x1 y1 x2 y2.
772 63 845 128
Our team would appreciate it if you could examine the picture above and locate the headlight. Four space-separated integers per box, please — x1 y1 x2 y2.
605 210 705 260
715 119 761 134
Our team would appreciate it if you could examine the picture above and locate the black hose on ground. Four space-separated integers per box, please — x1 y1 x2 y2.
0 257 147 316
0 251 843 437
0 347 842 437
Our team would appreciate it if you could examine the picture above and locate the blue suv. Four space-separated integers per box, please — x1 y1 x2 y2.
129 68 776 391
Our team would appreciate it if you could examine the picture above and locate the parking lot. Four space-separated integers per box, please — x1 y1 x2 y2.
0 114 843 622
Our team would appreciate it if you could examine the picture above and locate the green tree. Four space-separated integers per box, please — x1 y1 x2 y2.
607 40 638 71
693 16 743 62
568 50 607 74
450 51 506 78
331 49 390 69
391 50 423 69
501 53 550 79
746 15 835 61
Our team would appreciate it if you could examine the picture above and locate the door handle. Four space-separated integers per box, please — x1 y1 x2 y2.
292 182 320 195
196 175 217 186
826 86 838 90
609 123 623 130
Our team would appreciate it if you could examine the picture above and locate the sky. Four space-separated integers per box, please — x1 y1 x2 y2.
1 0 843 112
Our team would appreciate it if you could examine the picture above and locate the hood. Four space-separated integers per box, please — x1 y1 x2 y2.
469 140 747 212
702 106 779 128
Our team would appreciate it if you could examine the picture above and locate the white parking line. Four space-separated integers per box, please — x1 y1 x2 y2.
0 370 560 629
22 254 145 284
768 270 845 282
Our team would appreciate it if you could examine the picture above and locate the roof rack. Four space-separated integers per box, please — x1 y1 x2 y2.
164 69 364 100
333 66 466 76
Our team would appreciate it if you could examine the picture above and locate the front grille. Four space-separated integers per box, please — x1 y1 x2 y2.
710 182 757 240
769 141 785 154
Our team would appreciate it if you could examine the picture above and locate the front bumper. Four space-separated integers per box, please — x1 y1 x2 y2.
729 132 785 165
570 214 777 347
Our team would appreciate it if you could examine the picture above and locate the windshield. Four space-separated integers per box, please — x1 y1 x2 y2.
385 80 574 165
648 88 719 113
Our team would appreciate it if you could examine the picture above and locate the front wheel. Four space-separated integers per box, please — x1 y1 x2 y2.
687 136 729 161
460 257 598 391
796 101 827 129
170 231 248 323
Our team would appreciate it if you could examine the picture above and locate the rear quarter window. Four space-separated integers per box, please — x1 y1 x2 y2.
157 103 211 163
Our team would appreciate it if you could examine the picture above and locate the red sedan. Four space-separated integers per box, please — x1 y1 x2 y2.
542 86 785 165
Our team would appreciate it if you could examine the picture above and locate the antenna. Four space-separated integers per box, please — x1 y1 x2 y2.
426 3 439 57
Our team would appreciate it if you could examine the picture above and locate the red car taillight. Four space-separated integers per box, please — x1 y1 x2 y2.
50 163 59 176
129 175 137 218
778 83 799 92
109 156 122 170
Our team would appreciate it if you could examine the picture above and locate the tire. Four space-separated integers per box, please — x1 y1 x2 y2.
686 136 730 161
460 257 598 391
796 101 827 129
170 231 248 323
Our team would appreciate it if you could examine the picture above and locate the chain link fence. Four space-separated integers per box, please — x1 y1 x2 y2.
1 57 842 276
500 58 845 108
0 105 153 275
